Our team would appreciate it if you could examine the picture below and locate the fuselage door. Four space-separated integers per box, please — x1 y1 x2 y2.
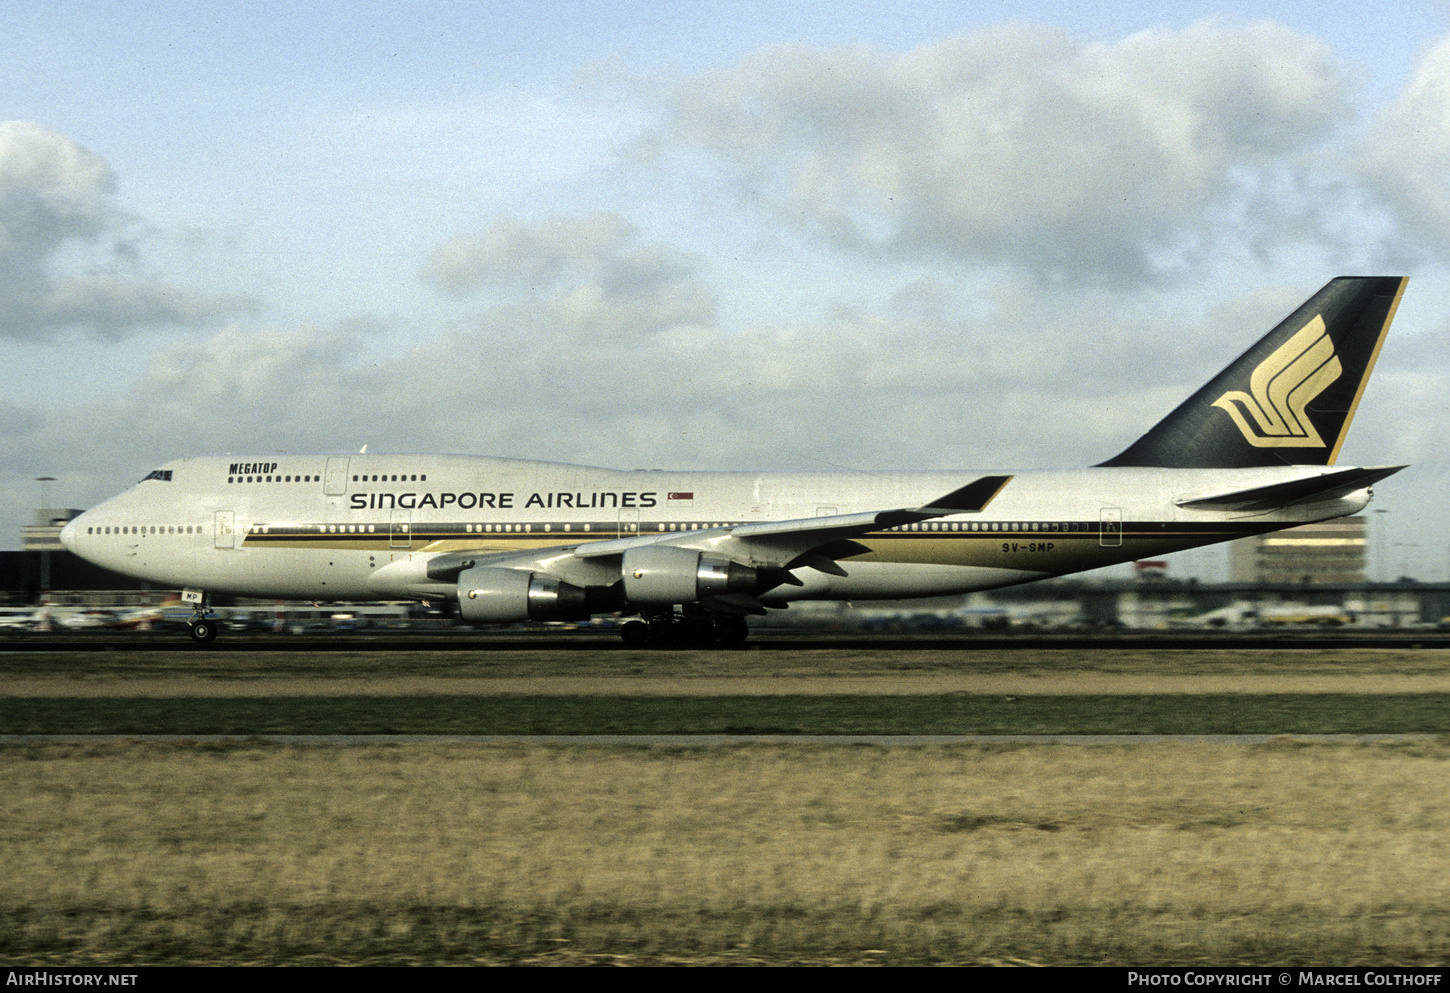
215 511 236 550
1099 507 1123 547
619 506 640 539
324 458 350 496
390 510 412 549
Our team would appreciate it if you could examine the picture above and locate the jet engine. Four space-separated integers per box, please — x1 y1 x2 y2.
621 545 759 605
456 566 590 623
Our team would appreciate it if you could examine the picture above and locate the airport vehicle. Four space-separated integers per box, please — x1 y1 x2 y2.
61 277 1408 646
48 605 163 630
0 607 52 631
0 599 176 632
1172 601 1356 629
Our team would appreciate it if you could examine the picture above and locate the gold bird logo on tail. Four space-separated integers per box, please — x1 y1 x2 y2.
1212 315 1342 448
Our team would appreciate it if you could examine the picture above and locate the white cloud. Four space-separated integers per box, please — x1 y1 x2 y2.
1357 33 1450 253
0 121 249 340
634 21 1354 284
420 212 717 336
421 212 640 295
0 121 113 253
405 215 1218 472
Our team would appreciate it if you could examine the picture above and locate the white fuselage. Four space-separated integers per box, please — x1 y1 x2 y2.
60 453 1373 606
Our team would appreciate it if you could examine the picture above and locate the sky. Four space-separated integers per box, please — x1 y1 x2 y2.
5 0 1450 582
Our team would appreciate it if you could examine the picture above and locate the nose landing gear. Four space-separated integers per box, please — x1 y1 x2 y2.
182 590 218 644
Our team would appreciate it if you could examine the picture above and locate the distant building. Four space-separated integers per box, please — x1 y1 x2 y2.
1228 516 1366 584
1133 560 1170 580
21 509 83 551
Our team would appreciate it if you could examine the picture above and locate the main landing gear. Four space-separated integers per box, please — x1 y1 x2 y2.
619 608 749 648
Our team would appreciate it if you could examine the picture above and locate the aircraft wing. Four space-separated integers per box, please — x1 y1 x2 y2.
732 474 1014 540
405 475 1013 591
382 475 1020 608
575 474 1012 570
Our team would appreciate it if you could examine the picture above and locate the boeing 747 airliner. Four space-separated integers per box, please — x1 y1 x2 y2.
61 277 1408 645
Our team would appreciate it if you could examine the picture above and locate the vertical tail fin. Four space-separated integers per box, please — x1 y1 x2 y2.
1100 276 1407 468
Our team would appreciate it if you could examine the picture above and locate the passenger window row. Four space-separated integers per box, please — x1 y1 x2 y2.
228 475 317 484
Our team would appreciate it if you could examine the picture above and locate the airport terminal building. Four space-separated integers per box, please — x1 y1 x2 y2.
1229 516 1367 585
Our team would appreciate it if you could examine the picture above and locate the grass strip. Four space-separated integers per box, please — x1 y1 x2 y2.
4 741 1449 966
6 646 1450 681
8 902 1444 967
3 693 1449 735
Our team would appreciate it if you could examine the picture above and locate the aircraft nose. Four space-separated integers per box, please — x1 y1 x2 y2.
59 516 81 553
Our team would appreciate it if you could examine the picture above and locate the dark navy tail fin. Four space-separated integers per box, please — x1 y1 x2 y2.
1100 276 1407 468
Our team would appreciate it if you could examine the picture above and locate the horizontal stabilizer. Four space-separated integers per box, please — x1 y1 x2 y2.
1176 465 1406 511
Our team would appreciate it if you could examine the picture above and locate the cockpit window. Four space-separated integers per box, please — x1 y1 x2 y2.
140 470 173 482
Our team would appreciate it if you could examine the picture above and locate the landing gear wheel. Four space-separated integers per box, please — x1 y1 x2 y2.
622 610 749 648
189 619 218 644
620 619 649 647
714 616 749 647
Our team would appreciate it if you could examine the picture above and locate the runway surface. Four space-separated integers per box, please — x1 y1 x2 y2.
7 629 1450 651
5 733 1440 745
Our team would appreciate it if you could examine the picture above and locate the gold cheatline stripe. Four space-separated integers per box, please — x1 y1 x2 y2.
241 522 1273 547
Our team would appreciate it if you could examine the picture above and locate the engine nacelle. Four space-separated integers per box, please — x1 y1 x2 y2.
622 546 759 605
456 566 589 623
